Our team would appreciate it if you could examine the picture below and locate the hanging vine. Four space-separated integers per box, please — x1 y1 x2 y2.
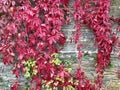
73 0 120 90
0 0 70 90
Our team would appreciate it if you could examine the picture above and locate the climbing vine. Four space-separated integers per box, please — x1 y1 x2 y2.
0 0 69 90
73 0 120 90
0 0 120 90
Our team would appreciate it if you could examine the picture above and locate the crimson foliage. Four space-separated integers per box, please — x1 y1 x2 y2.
0 0 120 90
0 0 69 89
73 0 120 90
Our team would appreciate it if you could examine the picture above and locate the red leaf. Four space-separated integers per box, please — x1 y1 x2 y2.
3 55 13 64
61 0 69 6
13 68 20 78
10 82 20 90
58 36 66 45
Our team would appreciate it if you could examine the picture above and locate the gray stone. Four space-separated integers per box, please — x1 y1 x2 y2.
1 0 120 89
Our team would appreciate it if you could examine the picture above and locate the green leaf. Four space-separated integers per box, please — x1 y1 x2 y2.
84 52 89 56
0 77 3 82
25 67 30 71
31 61 36 67
33 69 38 75
53 58 62 65
108 59 114 67
51 53 59 58
82 55 87 59
46 87 52 90
24 72 30 78
70 54 77 59
67 68 72 72
93 54 97 60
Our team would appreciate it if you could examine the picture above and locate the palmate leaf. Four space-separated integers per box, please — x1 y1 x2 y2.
24 71 30 78
51 53 59 58
33 69 38 75
63 85 75 90
53 58 62 65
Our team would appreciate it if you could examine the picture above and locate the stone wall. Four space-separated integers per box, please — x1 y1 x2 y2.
0 0 120 90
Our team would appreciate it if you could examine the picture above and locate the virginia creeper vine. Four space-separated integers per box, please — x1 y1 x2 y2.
0 0 120 90
73 0 120 90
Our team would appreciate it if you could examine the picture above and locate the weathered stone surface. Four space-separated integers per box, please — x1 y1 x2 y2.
1 0 120 90
112 0 120 6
